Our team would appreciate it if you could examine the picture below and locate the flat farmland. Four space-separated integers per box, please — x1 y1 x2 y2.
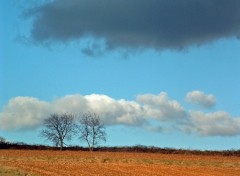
0 150 239 176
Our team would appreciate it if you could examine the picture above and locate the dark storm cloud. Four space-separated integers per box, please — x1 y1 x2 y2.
25 0 240 50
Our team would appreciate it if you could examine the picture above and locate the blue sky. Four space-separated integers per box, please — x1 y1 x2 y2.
1 0 240 150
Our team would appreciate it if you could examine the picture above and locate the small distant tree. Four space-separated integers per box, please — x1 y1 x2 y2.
0 136 6 144
77 112 106 151
41 113 75 150
0 136 8 149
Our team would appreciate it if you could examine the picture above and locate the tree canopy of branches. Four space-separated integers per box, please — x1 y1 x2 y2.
41 113 75 150
77 112 106 151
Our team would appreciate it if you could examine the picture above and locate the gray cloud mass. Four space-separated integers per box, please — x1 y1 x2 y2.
25 0 240 51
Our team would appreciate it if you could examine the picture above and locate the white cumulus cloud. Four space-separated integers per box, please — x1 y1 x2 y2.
51 94 146 126
137 92 187 121
0 97 50 130
0 92 186 131
188 111 240 136
0 92 240 137
186 90 216 108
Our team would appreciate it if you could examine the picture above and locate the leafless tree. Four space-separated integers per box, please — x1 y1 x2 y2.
41 113 75 150
77 112 106 151
0 136 6 144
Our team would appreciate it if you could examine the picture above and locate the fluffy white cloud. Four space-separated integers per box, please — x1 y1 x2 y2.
0 97 50 130
52 94 145 126
188 111 240 136
186 90 216 108
0 92 240 137
137 92 187 121
0 93 185 131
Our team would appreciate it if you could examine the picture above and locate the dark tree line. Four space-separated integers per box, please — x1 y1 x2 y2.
40 112 106 151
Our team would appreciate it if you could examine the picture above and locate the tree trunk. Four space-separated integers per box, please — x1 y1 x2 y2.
86 139 92 151
60 140 63 151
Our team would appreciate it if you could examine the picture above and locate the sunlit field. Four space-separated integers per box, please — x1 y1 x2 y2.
0 150 239 176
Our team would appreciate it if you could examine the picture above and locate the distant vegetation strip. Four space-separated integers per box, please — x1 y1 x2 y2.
0 141 239 156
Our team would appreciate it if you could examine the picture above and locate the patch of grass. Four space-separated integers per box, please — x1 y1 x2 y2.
0 165 36 176
101 158 111 163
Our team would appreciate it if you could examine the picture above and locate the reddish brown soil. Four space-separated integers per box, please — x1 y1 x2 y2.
0 150 239 176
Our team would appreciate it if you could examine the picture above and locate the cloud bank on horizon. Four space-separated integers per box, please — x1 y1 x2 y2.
24 0 240 52
1 91 240 137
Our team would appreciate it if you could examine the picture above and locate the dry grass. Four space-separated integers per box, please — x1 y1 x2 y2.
0 165 36 176
0 149 239 176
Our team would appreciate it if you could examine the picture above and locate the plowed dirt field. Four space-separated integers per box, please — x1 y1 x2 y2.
0 150 239 176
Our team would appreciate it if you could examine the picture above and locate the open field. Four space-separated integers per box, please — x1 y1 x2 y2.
0 150 240 176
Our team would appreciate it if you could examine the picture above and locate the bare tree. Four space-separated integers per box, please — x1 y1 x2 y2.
77 112 106 151
0 136 6 144
41 113 75 150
